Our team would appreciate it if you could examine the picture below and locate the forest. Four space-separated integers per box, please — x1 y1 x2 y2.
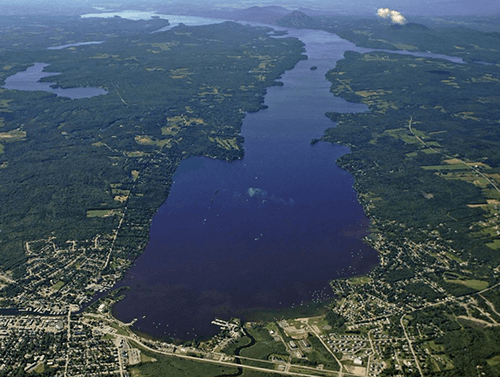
277 13 500 64
319 29 500 376
322 50 500 271
2 9 500 376
0 16 305 297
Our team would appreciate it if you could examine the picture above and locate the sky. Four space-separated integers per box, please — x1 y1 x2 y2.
1 0 499 16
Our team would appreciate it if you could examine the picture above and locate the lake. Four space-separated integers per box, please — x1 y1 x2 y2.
71 11 466 340
2 62 107 99
111 26 380 340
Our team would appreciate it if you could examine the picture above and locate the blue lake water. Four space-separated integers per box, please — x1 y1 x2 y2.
81 11 225 31
112 28 380 340
75 11 469 340
2 62 107 99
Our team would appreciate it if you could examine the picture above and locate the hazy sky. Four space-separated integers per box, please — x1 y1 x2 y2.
1 0 499 16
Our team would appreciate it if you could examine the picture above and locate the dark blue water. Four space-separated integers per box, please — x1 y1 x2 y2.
112 29 380 340
2 62 107 99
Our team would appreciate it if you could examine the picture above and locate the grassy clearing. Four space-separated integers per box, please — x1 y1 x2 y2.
443 252 466 264
487 240 500 250
140 353 157 363
33 363 46 373
426 340 445 353
400 134 419 144
421 148 439 154
51 281 65 292
208 137 240 151
110 322 129 336
422 164 468 171
310 317 330 330
487 355 500 366
0 99 13 112
472 178 491 187
486 174 500 181
241 327 288 360
349 276 373 285
426 141 441 147
125 151 149 157
87 209 117 218
130 342 238 377
484 189 500 200
135 135 170 148
112 188 130 195
457 316 490 328
0 128 26 140
289 366 336 377
445 279 489 290
412 128 427 138
306 336 341 371
393 43 418 50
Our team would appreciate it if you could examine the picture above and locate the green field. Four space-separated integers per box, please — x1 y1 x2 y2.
130 355 238 377
487 355 500 366
240 327 288 360
51 281 65 292
487 240 500 250
445 279 489 291
86 209 116 218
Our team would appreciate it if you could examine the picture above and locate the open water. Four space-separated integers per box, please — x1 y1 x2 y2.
99 12 468 340
111 26 380 340
2 62 107 99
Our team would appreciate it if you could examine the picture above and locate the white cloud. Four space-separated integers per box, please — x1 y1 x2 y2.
377 8 407 25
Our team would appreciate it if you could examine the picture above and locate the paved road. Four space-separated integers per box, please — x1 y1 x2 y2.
400 314 423 377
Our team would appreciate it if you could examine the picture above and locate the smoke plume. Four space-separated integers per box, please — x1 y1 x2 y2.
377 8 407 25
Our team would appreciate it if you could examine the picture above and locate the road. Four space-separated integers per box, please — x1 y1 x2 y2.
84 312 375 377
408 116 500 195
63 308 71 377
366 329 377 377
400 314 423 377
303 321 345 377
84 313 340 377
116 337 125 377
480 294 500 318
125 333 337 377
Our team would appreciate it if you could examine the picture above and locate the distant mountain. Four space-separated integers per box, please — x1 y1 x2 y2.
188 6 333 27
276 11 317 29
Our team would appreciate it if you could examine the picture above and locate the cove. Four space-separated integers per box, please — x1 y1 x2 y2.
2 62 107 99
112 28 380 341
